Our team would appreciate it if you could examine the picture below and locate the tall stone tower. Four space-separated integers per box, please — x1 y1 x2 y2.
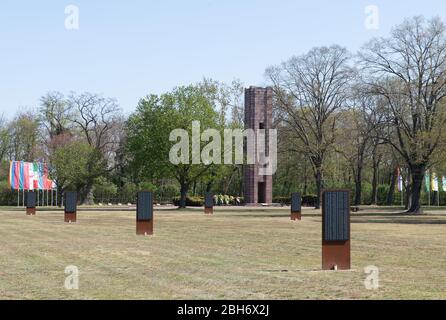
243 86 273 205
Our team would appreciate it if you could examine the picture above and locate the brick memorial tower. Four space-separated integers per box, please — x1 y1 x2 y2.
243 86 273 205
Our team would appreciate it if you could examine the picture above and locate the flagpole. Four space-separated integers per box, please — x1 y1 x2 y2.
428 188 431 207
401 187 404 207
17 189 19 207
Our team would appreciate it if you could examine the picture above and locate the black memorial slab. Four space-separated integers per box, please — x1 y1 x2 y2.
65 191 77 213
322 190 350 242
26 191 37 208
137 191 153 221
291 193 301 213
204 192 214 208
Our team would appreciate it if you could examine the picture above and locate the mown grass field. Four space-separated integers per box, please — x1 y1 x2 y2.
0 206 445 300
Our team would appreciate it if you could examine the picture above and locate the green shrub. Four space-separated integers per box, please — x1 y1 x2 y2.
377 184 390 205
154 184 178 204
93 179 118 197
302 194 317 207
120 182 139 204
172 196 204 207
139 182 158 192
273 194 317 207
0 181 16 206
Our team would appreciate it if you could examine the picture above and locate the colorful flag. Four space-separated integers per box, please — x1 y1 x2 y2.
27 162 34 190
13 161 20 189
397 168 403 192
44 177 52 190
8 161 55 190
38 163 44 190
432 173 439 192
9 161 13 189
43 164 50 190
23 162 30 190
33 163 39 189
19 161 25 190
9 161 16 189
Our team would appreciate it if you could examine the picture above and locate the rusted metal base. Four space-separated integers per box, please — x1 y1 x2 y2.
64 212 77 223
291 211 301 221
136 220 153 236
322 240 351 270
204 207 213 215
26 208 36 215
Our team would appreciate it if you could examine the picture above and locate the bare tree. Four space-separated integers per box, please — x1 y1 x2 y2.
336 110 371 206
68 93 122 153
339 84 388 206
266 45 355 208
39 92 72 139
39 92 75 167
359 16 446 214
67 92 123 204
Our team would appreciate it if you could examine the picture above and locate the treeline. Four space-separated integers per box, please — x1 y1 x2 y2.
1 16 446 212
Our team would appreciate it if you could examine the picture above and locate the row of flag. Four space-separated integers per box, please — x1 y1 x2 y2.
397 168 446 192
424 171 446 192
9 161 56 191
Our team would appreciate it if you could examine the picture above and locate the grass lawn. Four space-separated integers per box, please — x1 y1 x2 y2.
0 206 445 300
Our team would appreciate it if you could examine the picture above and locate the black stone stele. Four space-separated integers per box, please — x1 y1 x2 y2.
26 191 37 215
137 191 153 221
322 189 351 270
26 191 37 208
291 192 302 221
136 191 154 235
65 191 77 213
323 191 350 241
204 192 214 214
205 192 214 208
64 191 77 223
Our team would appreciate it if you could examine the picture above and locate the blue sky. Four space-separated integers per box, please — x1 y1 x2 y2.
1 0 445 117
